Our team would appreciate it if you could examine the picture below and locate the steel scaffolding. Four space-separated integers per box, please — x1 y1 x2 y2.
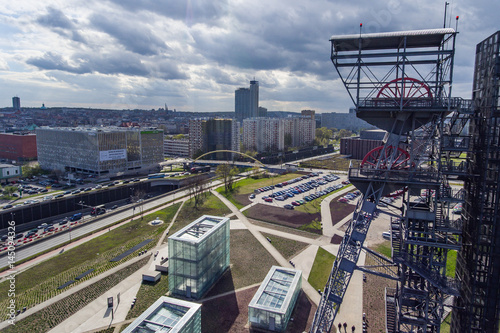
310 28 469 333
451 31 500 333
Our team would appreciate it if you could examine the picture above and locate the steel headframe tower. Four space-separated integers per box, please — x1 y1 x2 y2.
450 31 500 333
310 28 471 333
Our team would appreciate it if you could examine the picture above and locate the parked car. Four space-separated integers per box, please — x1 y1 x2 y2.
284 204 294 210
249 193 255 199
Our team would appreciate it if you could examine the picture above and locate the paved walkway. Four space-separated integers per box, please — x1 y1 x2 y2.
2 174 367 332
49 200 187 333
211 189 322 306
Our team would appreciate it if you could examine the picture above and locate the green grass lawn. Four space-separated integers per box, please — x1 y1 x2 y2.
1 256 149 333
374 241 392 258
204 229 280 297
170 192 232 236
447 250 457 278
261 232 310 260
126 274 170 320
308 247 336 291
441 311 452 333
0 203 181 319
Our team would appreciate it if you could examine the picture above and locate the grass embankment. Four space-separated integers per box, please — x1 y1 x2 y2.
0 203 181 320
374 241 392 258
205 229 279 297
308 247 336 291
126 274 170 320
261 232 310 260
299 155 353 172
169 192 231 236
2 256 149 333
447 250 457 278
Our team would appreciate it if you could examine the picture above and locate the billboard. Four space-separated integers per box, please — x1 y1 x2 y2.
99 149 126 162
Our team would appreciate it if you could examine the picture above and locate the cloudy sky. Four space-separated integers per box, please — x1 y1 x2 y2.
0 1 498 113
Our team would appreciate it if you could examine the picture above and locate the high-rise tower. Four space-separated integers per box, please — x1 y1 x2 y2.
12 96 20 111
451 30 500 333
235 80 259 122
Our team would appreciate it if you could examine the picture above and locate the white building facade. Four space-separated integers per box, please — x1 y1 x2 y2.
36 126 163 175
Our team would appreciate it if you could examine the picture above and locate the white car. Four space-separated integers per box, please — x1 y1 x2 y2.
382 231 391 240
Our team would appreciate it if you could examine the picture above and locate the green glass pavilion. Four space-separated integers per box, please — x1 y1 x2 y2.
122 296 201 333
248 266 302 332
168 215 230 299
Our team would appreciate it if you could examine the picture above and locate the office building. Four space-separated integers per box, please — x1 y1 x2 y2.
12 96 20 111
122 296 201 333
168 215 230 300
164 136 190 158
36 126 163 175
235 80 259 122
248 266 302 332
0 132 37 162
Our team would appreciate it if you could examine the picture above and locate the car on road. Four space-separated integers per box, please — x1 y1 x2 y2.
54 194 64 198
2 205 13 210
111 205 118 210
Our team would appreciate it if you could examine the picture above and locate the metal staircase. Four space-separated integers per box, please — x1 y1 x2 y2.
310 28 470 333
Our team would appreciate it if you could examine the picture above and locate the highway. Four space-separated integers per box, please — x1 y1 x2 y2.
0 187 189 269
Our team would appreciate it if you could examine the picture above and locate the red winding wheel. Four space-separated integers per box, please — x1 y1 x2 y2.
377 77 433 100
360 145 411 170
361 145 411 198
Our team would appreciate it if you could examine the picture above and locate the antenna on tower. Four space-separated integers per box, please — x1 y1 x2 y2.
443 1 450 28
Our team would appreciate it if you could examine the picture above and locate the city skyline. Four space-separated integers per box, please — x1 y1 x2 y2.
0 1 498 113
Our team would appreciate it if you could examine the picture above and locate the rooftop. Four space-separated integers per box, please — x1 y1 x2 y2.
249 266 302 314
36 126 161 133
330 28 456 52
169 215 229 243
122 296 200 333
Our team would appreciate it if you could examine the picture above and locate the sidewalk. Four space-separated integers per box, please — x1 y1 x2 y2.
211 189 322 306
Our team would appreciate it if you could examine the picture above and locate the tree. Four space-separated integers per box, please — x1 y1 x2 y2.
173 134 185 140
50 169 63 181
22 163 45 178
315 127 333 146
337 129 354 139
216 163 239 193
2 186 17 197
187 175 207 209
133 189 146 220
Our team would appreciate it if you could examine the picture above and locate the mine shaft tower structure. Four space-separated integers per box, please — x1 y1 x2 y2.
311 28 472 332
450 31 500 333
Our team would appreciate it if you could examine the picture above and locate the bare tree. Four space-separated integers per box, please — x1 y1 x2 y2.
187 175 208 209
133 189 146 220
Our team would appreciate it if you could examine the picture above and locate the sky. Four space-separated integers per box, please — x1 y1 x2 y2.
0 0 498 114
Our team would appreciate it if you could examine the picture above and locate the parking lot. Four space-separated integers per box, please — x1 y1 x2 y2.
249 172 355 210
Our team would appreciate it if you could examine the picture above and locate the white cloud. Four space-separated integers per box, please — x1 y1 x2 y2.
0 0 498 113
